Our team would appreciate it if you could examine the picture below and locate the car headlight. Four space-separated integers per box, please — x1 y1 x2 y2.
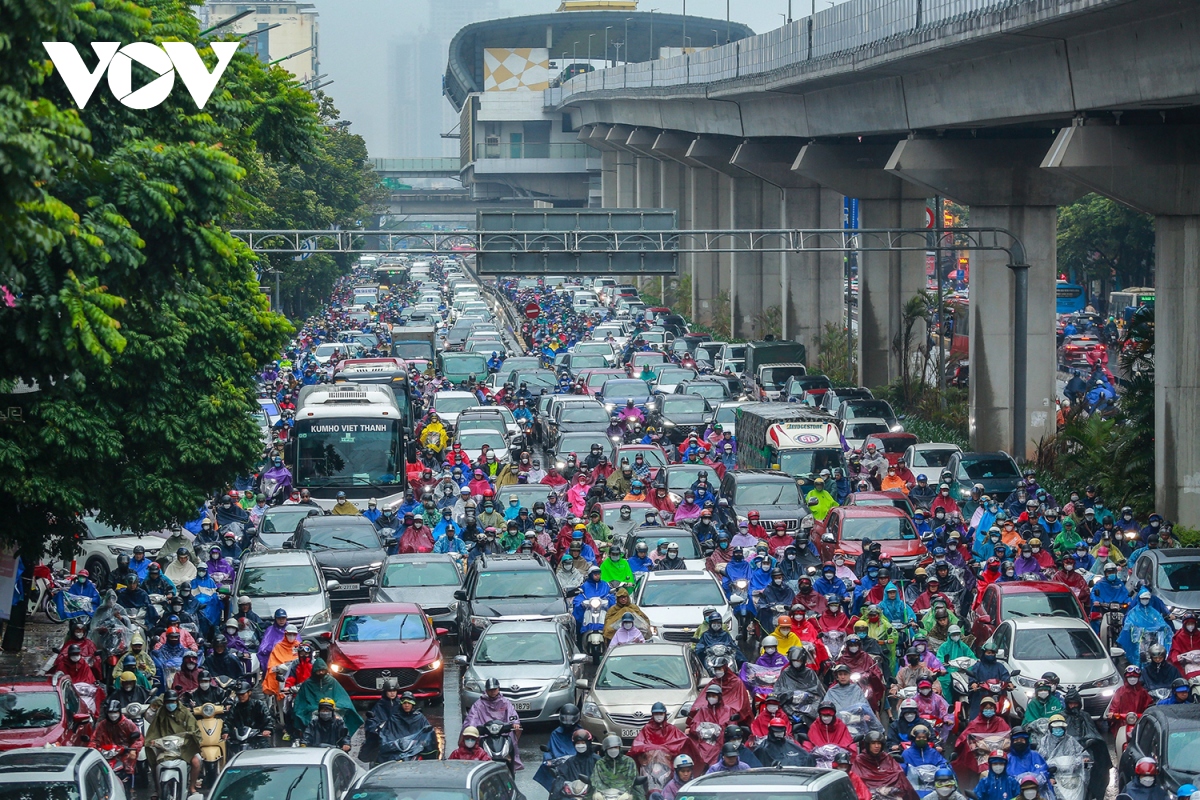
604 403 615 411
551 673 572 690
1015 674 1038 688
306 608 331 627
368 561 383 570
107 546 127 556
554 612 574 628
1085 673 1121 689
582 701 602 719
463 672 483 693
329 663 342 673
662 420 676 427
470 615 491 630
419 658 442 672
645 401 657 410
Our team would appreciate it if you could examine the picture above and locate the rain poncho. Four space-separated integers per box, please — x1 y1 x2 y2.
878 584 916 628
685 697 732 770
463 692 523 769
600 554 635 585
164 555 198 586
261 637 298 699
592 754 644 800
1118 589 1173 664
89 591 134 656
292 660 363 735
936 636 975 697
852 746 919 800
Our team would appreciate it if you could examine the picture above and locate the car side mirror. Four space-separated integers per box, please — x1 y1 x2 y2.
454 654 469 666
976 613 991 625
73 712 91 726
729 594 746 606
325 580 341 591
571 653 589 665
435 627 449 637
821 534 836 543
1109 646 1126 660
564 587 581 598
453 589 468 601
282 540 294 549
576 679 589 690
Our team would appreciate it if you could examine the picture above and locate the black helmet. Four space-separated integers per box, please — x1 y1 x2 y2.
559 703 580 726
164 689 179 702
572 729 593 744
67 643 82 656
720 742 740 758
105 699 123 714
485 677 501 691
864 730 886 745
723 724 743 741
833 751 852 766
1173 677 1190 691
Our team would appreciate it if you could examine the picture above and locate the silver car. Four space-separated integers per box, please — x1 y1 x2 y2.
456 620 586 724
232 550 337 642
993 616 1121 719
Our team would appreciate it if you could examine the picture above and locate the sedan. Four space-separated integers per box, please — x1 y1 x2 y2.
288 516 388 605
1129 548 1200 620
209 744 363 800
652 367 698 394
624 529 707 571
252 505 322 551
674 379 731 403
842 418 893 450
578 643 704 743
653 394 713 443
456 429 510 464
0 675 92 751
349 760 518 800
1118 706 1200 794
837 398 901 430
633 569 738 645
456 620 587 723
661 464 715 506
548 403 611 448
326 602 446 701
992 617 1121 719
902 442 963 471
370 554 464 635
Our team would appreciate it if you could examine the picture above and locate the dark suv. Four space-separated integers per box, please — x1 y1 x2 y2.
454 553 573 651
287 515 387 605
720 469 807 533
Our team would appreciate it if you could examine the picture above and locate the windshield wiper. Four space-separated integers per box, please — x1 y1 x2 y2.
632 671 679 686
329 536 369 549
608 671 655 689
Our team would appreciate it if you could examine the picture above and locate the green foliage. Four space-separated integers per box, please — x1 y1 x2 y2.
0 0 371 560
1058 193 1155 291
814 322 857 386
1175 527 1200 548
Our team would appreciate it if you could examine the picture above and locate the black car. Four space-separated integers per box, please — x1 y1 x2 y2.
720 469 807 533
349 759 525 800
945 451 1022 504
287 515 388 605
1118 704 1200 794
652 393 713 443
454 553 572 651
371 553 464 635
546 402 611 448
1130 548 1200 618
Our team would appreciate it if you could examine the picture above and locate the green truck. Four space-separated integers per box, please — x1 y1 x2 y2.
736 402 846 491
743 341 808 401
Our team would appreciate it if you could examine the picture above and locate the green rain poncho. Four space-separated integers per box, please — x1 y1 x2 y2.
935 634 975 697
1022 689 1064 725
600 554 635 585
292 659 364 735
805 488 838 522
1052 518 1084 556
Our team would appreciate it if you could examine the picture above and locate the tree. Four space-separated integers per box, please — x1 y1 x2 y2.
1057 194 1155 310
0 0 372 562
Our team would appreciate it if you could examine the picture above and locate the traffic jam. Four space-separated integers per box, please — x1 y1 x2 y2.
27 253 1197 800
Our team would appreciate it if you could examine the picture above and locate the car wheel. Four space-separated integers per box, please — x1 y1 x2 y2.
85 556 109 590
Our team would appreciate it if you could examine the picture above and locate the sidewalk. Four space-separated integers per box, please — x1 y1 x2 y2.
0 618 68 675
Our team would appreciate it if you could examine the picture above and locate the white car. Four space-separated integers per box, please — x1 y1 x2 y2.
712 400 751 438
903 442 964 471
456 429 511 464
992 616 1121 720
633 570 739 644
431 390 481 429
313 341 364 365
842 417 892 450
0 748 127 800
208 744 364 800
61 517 168 591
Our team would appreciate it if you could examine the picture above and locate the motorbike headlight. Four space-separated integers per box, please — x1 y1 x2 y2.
551 673 572 690
306 608 331 627
582 701 601 719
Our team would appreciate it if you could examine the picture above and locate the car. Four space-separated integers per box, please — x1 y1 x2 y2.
1117 704 1200 794
348 758 520 800
862 432 920 466
843 490 915 518
455 620 586 723
817 386 874 416
457 405 521 442
577 367 627 396
506 368 557 396
1128 548 1200 619
711 400 751 438
0 748 126 800
232 549 334 640
842 418 894 450
65 516 168 592
286 515 388 606
594 501 659 534
629 351 669 372
837 398 902 430
560 352 611 376
624 529 708 572
720 469 806 533
546 402 611 448
578 642 704 743
252 505 323 551
570 341 620 366
651 366 698 394
0 674 93 751
609 444 668 480
784 373 833 405
902 442 964 471
539 394 603 445
991 616 1121 719
674 378 732 403
553 431 612 464
968 580 1086 646
208 742 363 800
678 765 857 800
661 464 717 505
456 429 511 464
455 409 511 443
453 553 573 651
652 394 713 443
370 554 463 635
431 390 482 428
945 451 1022 503
633 569 738 644
499 483 558 512
325 602 445 701
1062 333 1107 368
814 506 924 572
314 341 364 365
491 356 542 387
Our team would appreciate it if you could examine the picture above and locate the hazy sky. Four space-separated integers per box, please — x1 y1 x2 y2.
314 0 815 155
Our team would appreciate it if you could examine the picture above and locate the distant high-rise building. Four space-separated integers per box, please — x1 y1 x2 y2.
197 1 319 84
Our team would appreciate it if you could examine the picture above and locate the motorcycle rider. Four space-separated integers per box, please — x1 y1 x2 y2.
1157 678 1196 705
660 754 695 800
1005 727 1052 792
548 730 600 800
975 750 1022 800
1122 757 1170 800
462 678 522 770
185 669 228 710
695 611 745 666
1143 643 1183 691
965 640 1012 720
448 726 491 762
592 734 644 799
223 679 273 753
301 699 352 751
91 699 144 779
146 689 202 795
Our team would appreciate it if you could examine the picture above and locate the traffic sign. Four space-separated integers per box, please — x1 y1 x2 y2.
524 302 540 319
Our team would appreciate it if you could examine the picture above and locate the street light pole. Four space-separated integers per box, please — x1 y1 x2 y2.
682 0 687 52
726 0 731 42
650 9 658 59
605 26 612 66
588 33 595 64
625 18 631 61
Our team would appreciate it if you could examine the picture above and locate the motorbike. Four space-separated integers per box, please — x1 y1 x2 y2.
1113 710 1140 753
98 745 134 790
962 731 1011 775
907 764 940 798
542 752 591 800
379 723 438 762
637 748 673 794
480 719 516 774
727 579 755 645
124 702 151 784
1092 601 1128 653
811 743 851 769
149 735 190 800
581 595 610 665
196 703 226 791
820 630 846 661
738 662 783 706
229 723 271 755
837 703 884 742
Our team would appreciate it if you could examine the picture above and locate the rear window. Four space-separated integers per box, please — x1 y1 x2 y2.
959 457 1020 480
869 436 916 454
0 691 62 729
842 515 916 541
844 400 894 419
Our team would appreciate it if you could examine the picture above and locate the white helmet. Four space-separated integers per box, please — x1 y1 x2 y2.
761 635 779 649
674 754 694 769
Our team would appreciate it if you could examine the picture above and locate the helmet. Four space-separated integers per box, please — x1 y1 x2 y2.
673 754 694 769
863 730 885 745
1018 774 1040 789
899 698 918 712
572 729 593 744
935 768 956 785
602 734 621 751
1147 643 1167 659
1173 677 1190 692
761 635 779 649
1134 757 1157 777
833 751 852 767
559 703 580 726
720 741 740 758
484 677 501 691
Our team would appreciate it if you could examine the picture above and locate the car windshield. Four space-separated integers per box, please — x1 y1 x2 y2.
434 395 481 414
0 691 61 729
844 401 894 419
505 486 555 508
381 560 460 588
457 418 506 437
1167 730 1200 770
562 406 610 424
733 480 801 505
0 783 80 800
1013 628 1105 660
596 653 691 689
558 433 609 456
294 418 401 488
628 535 701 559
663 396 709 414
570 355 609 370
912 447 958 467
714 405 741 424
777 449 845 477
475 569 560 600
238 565 323 597
868 436 915 454
641 579 724 607
682 383 727 400
656 368 696 384
842 515 916 541
474 632 564 665
514 371 557 390
302 524 380 550
211 765 326 800
338 613 427 642
1158 562 1200 592
260 509 315 534
666 467 707 490
632 353 667 366
586 372 621 390
845 422 891 439
1002 591 1083 620
458 431 506 452
617 448 666 469
959 457 1021 480
760 365 807 389
601 380 651 402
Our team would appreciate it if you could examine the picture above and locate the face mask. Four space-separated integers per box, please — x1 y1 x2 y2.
319 711 333 722
1187 623 1197 632
622 621 633 630
773 578 783 586
1139 777 1156 788
983 709 996 719
1108 574 1119 582
857 631 868 640
652 713 666 724
787 554 796 561
761 563 771 572
166 702 179 712
951 634 962 643
1140 596 1150 605
936 787 955 798
835 558 845 566
1051 727 1065 738
199 680 211 690
1036 690 1049 699
69 654 81 663
707 696 719 706
991 764 1005 775
791 660 804 669
108 712 121 722
903 712 917 722
1023 790 1038 799
920 688 932 697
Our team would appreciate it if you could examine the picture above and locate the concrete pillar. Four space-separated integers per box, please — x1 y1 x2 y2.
651 132 711 323
730 176 766 338
886 137 1087 457
635 156 660 208
1042 124 1200 524
614 150 636 208
601 150 618 208
690 167 721 325
659 159 688 309
793 142 929 389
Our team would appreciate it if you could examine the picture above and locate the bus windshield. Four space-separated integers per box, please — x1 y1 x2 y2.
294 418 402 488
778 448 845 477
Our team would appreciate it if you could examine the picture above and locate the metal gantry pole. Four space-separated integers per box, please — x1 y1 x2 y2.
936 196 946 408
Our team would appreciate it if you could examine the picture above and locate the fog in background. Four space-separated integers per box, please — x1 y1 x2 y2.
314 0 822 157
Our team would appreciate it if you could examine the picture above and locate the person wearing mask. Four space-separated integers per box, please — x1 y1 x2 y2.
291 658 363 741
224 679 273 754
603 589 650 642
975 751 1022 800
447 726 491 762
1005 727 1051 791
533 705 584 792
853 730 918 800
627 699 688 780
684 684 732 772
546 729 600 799
91 700 144 777
301 699 352 751
1119 588 1174 665
951 695 1010 775
463 678 523 770
1123 758 1171 800
1142 643 1183 692
964 641 1012 720
360 681 403 764
185 669 228 710
706 741 749 774
1021 680 1064 724
375 691 436 761
901 724 949 790
146 690 202 795
590 735 644 799
1106 664 1155 732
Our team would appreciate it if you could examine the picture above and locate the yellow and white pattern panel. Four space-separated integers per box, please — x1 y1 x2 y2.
483 48 550 92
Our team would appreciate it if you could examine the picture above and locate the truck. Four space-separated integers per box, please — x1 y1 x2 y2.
744 340 808 401
735 403 846 491
390 325 438 361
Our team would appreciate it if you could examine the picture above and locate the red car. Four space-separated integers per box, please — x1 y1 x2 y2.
577 368 627 396
1061 334 1108 368
813 506 924 571
0 673 94 750
862 432 920 466
326 602 446 702
968 581 1086 646
844 490 915 518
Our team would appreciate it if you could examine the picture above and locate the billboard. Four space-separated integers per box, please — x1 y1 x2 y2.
483 48 550 92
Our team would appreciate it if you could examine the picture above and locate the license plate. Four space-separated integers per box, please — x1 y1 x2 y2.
375 678 393 689
620 728 639 739
514 702 531 711
337 583 360 592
